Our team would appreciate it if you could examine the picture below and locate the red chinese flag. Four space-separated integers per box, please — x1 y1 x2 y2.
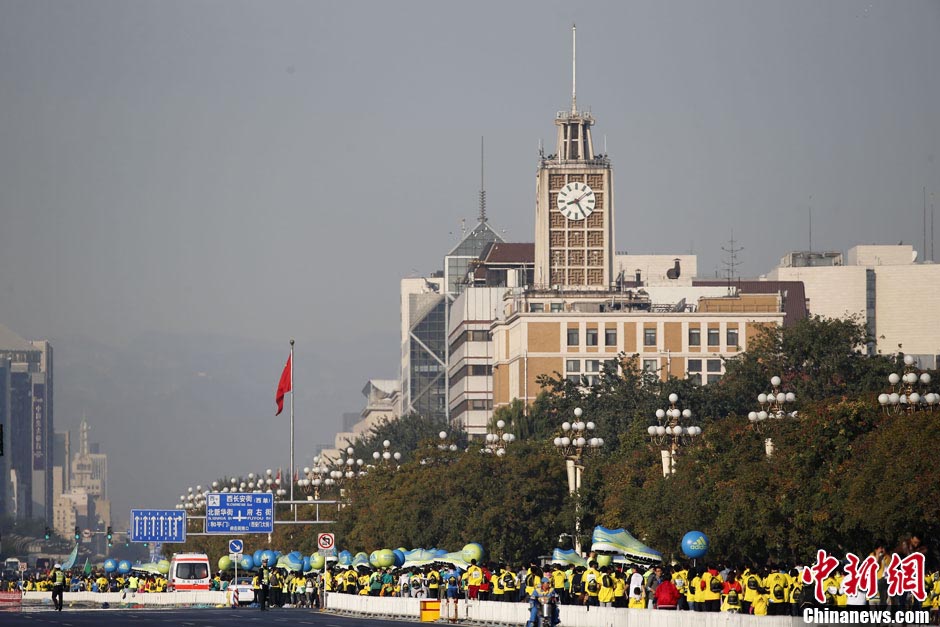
275 354 292 416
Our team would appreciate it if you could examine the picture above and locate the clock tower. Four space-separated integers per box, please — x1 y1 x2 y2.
534 25 614 289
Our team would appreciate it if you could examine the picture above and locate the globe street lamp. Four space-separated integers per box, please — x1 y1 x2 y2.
481 420 516 457
747 375 797 456
437 431 459 452
879 354 938 415
372 440 403 467
552 407 603 555
648 393 702 476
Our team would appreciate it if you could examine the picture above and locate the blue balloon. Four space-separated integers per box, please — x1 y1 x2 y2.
103 559 117 573
260 550 277 566
239 556 255 570
289 551 302 561
302 556 311 572
338 550 352 566
253 550 264 568
681 531 709 559
392 549 405 567
117 560 132 574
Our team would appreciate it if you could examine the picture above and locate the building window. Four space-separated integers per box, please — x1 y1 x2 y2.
727 328 739 348
566 374 581 384
687 359 702 373
468 330 489 342
529 303 544 312
605 328 617 346
707 328 720 346
643 358 659 374
566 359 580 372
689 373 702 385
567 328 579 346
586 328 598 346
469 399 492 410
707 359 722 373
584 360 601 373
550 302 564 312
603 359 618 373
706 374 722 385
644 328 657 346
688 327 701 346
469 365 491 376
583 375 598 386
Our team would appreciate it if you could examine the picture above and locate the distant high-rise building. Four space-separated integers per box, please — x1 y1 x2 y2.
0 322 54 522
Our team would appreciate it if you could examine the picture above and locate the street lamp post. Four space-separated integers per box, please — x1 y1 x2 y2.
747 376 797 456
878 355 938 415
648 393 702 476
298 457 331 500
552 407 604 555
372 440 403 467
481 420 516 456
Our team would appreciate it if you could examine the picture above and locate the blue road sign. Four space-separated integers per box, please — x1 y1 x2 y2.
130 509 186 543
229 539 244 554
205 493 274 534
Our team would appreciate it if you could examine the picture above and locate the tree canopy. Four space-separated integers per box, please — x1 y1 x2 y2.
170 316 938 568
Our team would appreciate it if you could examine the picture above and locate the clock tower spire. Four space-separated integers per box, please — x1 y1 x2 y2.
533 27 614 289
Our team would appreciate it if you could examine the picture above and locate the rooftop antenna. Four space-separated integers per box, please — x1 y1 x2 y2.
808 195 813 252
604 134 607 154
479 136 487 223
722 229 744 295
923 186 927 263
571 23 577 114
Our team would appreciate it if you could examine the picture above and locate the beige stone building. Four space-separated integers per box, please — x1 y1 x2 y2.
490 289 785 409
767 245 940 366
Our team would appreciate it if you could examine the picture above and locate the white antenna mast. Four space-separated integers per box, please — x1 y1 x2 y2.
571 23 577 114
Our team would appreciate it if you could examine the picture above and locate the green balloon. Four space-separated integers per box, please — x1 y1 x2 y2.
218 556 232 571
596 554 613 567
461 543 484 563
309 554 325 570
376 549 395 568
157 560 170 574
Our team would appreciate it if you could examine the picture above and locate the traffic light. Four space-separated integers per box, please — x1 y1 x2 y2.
74 526 80 541
44 527 50 540
106 526 113 547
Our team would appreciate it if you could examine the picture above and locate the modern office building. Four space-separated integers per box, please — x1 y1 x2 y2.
767 245 940 365
0 322 54 522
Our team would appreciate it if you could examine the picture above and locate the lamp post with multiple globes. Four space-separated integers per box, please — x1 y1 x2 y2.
878 355 938 415
372 440 403 466
552 407 604 555
648 393 702 477
481 420 516 456
747 375 797 456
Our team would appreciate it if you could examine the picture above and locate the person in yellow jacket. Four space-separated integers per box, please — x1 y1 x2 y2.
672 566 689 611
598 566 616 607
701 566 722 612
765 566 790 615
583 561 602 607
490 567 503 601
741 568 763 614
613 569 626 608
691 568 705 611
550 566 566 605
500 566 517 602
427 568 440 599
628 582 646 609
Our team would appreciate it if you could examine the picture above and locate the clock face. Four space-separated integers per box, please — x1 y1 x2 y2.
556 182 595 220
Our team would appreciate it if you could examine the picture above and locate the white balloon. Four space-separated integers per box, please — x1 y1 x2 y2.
771 376 781 387
669 393 679 403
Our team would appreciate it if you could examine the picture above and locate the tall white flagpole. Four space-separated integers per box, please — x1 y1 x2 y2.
289 338 295 506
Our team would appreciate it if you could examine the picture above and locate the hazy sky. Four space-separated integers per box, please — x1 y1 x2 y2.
1 1 938 520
